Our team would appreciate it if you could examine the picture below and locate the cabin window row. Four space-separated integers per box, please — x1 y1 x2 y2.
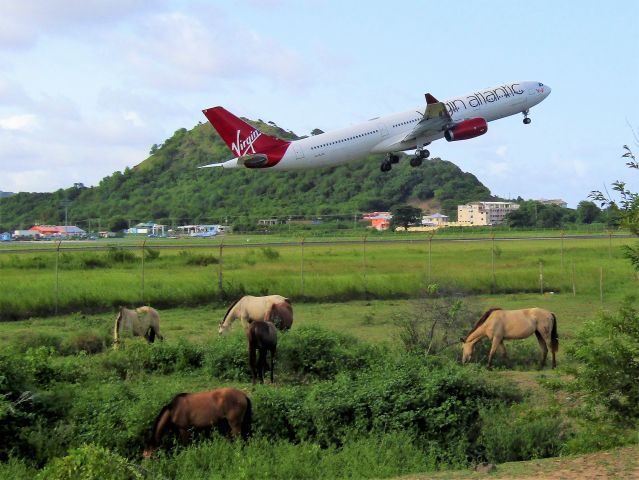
310 130 379 150
392 118 419 128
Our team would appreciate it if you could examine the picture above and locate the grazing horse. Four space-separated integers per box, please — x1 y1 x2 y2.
247 320 277 384
143 388 252 458
218 295 293 334
113 306 163 348
461 307 559 368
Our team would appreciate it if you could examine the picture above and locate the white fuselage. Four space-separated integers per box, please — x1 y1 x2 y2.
261 80 550 170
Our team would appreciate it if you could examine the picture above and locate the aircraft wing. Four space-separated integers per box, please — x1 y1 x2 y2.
401 93 453 142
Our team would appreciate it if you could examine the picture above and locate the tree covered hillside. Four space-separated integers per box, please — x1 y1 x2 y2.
0 119 493 230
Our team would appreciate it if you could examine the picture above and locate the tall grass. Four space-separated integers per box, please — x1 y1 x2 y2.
1 237 636 320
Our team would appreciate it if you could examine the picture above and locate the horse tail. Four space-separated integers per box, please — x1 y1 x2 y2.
241 395 252 440
113 308 123 349
550 313 559 353
146 326 156 343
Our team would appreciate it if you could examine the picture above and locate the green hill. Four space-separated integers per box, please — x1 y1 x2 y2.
0 120 494 231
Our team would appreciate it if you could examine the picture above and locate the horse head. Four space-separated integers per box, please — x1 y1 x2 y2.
460 337 473 364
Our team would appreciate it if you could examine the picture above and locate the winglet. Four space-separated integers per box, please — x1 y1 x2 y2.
425 93 439 105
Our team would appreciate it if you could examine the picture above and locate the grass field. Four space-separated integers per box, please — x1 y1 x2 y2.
0 234 636 320
1 233 638 478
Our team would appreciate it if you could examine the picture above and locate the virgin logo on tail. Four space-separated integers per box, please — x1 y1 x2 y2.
231 129 261 157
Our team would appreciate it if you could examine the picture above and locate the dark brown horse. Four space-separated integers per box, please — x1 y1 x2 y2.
143 388 252 458
247 320 277 384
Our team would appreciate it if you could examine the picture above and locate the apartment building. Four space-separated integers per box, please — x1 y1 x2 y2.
457 201 520 226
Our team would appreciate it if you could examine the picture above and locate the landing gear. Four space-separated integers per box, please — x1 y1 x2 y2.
410 157 423 167
380 153 399 172
409 147 429 167
522 109 531 125
415 148 430 159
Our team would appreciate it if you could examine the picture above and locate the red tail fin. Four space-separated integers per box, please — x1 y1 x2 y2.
202 107 290 157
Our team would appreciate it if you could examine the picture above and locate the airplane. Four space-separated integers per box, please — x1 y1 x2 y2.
200 81 551 173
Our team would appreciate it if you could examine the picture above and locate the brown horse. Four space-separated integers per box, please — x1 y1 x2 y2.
143 388 252 458
461 307 559 368
218 295 293 334
113 306 163 348
247 320 277 384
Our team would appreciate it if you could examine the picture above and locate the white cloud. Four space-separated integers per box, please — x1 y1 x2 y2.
120 11 313 91
123 110 144 127
495 145 508 158
0 114 36 131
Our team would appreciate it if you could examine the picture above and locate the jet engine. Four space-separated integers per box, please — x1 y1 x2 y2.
444 118 488 141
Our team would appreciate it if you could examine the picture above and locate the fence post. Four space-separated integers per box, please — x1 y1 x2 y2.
571 261 576 296
491 231 496 290
363 235 368 299
600 267 604 304
55 239 62 315
560 230 565 271
300 237 305 297
141 238 147 305
218 241 224 299
608 230 613 259
427 231 435 284
539 261 544 295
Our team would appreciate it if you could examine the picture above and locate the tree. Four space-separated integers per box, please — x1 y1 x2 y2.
390 204 422 229
311 128 324 136
109 217 128 232
590 143 639 269
576 200 601 224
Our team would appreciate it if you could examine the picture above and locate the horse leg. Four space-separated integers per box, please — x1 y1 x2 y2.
258 348 266 384
534 331 549 369
178 428 190 445
487 336 501 368
270 349 275 384
249 347 258 385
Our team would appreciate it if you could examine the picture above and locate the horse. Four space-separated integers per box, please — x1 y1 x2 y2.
218 295 293 334
247 320 277 384
461 307 559 369
143 387 252 458
113 306 163 348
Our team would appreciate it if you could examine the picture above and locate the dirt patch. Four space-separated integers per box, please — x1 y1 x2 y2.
400 445 639 479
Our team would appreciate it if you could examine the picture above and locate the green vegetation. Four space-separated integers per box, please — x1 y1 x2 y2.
1 235 635 320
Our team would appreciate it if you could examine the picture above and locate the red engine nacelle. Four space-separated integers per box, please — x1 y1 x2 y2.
444 118 488 142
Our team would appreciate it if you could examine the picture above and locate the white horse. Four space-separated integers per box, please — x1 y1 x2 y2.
218 295 293 334
113 306 164 348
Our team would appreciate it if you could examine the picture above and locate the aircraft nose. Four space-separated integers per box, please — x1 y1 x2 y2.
544 84 552 97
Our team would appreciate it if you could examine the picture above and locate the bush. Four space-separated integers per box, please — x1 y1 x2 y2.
568 297 639 419
37 444 143 480
61 330 109 355
478 404 569 462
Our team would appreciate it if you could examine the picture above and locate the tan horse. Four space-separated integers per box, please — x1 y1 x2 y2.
113 306 163 348
218 295 293 334
143 388 252 458
461 307 558 368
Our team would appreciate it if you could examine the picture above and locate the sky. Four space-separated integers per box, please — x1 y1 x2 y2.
1 0 638 208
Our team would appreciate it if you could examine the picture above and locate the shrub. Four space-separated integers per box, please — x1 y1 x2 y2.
568 297 639 419
61 330 109 355
11 332 63 354
36 444 143 480
478 404 568 462
260 247 280 260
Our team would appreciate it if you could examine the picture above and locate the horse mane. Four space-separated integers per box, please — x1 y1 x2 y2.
223 297 243 322
114 307 124 342
466 308 503 337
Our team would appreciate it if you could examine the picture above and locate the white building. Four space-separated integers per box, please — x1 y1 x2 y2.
457 201 520 226
422 213 449 226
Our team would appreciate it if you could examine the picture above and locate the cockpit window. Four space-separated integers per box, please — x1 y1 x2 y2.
538 83 544 86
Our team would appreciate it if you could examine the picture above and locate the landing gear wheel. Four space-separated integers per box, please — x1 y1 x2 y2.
380 161 392 172
410 157 423 167
386 153 399 164
415 148 430 159
523 117 531 125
